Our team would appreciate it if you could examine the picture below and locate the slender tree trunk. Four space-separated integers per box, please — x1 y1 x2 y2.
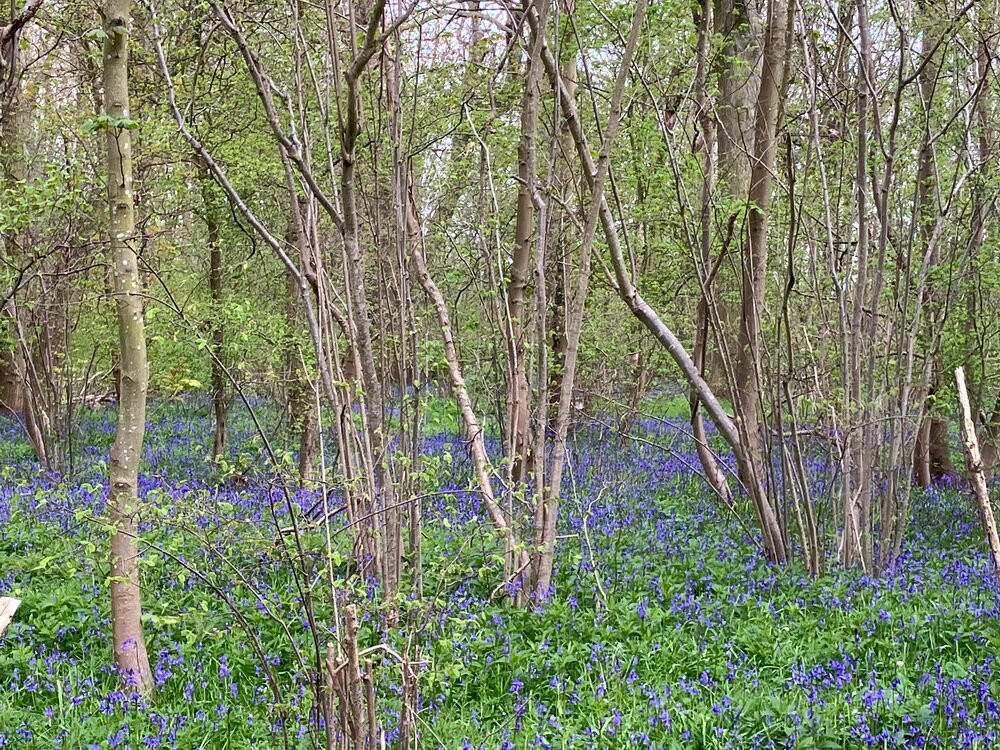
733 0 789 490
506 30 542 486
339 0 397 596
840 0 874 569
509 2 549 594
692 0 733 505
0 7 47 468
969 9 997 478
103 0 152 694
529 0 787 565
708 0 757 391
282 217 318 484
979 397 1000 482
199 165 227 460
546 0 575 414
405 189 531 581
714 0 757 201
534 0 649 596
912 10 952 486
956 367 1000 584
343 152 396 594
913 420 932 488
287 323 318 486
727 0 791 563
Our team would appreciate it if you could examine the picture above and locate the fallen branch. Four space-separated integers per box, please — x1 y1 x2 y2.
955 366 1000 584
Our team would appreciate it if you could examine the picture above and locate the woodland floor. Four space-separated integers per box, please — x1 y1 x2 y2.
1 400 999 749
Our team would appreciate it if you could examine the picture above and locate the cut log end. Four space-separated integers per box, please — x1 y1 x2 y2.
0 597 22 638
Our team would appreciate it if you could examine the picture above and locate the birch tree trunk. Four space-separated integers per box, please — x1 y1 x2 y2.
103 0 152 694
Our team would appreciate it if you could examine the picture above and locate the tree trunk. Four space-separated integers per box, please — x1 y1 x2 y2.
0 6 48 468
956 367 1000 584
199 165 227 460
283 219 317 485
691 0 733 506
928 405 954 479
912 6 953 486
969 11 997 480
506 32 542 486
534 0 648 595
405 188 531 582
979 397 1000 482
546 0 576 415
840 0 873 569
714 0 758 201
339 1 397 597
913 420 932 488
529 0 787 565
103 0 152 694
707 0 758 391
733 0 790 495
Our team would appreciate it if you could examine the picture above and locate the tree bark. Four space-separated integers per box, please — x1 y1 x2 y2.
103 0 152 694
692 0 733 506
708 0 758 391
546 0 576 415
912 10 953 486
339 0 397 596
714 0 758 202
733 0 790 491
969 9 997 479
199 165 227 460
979 397 1000 482
841 0 874 570
506 27 542 486
282 215 318 485
0 3 48 468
